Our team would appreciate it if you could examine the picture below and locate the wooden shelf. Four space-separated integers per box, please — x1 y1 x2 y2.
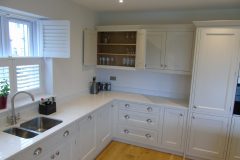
98 43 136 46
96 65 136 70
97 53 136 56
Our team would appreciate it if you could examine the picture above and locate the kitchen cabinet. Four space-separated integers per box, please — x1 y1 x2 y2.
96 104 112 154
9 123 75 160
187 113 230 160
73 114 96 160
39 139 72 160
190 28 240 115
83 27 146 69
161 108 187 152
145 31 194 74
228 116 240 160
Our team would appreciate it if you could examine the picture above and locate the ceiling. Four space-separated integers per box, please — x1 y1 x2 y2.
72 0 240 12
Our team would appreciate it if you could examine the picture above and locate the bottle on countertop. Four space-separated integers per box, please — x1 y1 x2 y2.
90 77 99 94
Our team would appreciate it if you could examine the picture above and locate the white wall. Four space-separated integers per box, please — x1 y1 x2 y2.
0 0 97 101
96 69 191 99
97 9 240 25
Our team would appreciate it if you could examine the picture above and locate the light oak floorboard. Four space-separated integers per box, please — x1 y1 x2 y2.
96 141 189 160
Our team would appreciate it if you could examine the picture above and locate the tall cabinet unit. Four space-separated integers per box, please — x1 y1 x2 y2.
187 21 240 160
228 116 240 160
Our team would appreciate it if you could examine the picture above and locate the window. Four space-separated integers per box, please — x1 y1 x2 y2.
8 19 32 57
0 66 10 89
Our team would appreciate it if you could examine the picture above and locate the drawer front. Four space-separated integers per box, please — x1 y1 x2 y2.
118 101 159 114
117 125 158 146
119 110 158 129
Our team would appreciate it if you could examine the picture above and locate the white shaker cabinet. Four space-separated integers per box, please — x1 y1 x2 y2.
96 105 112 154
161 108 187 152
165 32 193 72
145 31 194 74
190 28 240 115
39 140 72 160
228 116 240 160
73 114 96 160
146 31 166 69
187 113 230 160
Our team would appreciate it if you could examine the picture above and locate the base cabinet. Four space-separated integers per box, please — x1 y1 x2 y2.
161 108 187 152
187 113 230 160
228 116 240 160
96 105 112 154
74 114 96 160
39 140 72 160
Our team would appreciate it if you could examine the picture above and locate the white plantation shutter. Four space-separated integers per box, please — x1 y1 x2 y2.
16 64 40 91
39 20 70 58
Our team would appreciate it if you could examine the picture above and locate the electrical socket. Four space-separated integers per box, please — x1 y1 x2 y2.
110 76 116 81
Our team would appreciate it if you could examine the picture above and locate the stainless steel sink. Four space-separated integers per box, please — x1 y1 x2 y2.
3 127 38 139
20 117 62 133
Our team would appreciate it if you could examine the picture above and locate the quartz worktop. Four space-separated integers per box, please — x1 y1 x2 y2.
0 91 188 160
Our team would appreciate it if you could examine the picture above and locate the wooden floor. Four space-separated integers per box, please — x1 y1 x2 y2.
96 141 188 160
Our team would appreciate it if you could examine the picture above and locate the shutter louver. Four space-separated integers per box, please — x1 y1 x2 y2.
16 65 40 91
39 20 70 58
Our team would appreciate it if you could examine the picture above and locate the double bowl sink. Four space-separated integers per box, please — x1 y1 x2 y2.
3 117 62 139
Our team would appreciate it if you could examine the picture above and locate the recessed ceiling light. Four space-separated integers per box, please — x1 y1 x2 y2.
118 0 124 3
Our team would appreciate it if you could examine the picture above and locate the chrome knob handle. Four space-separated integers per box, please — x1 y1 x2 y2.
145 134 151 139
124 115 130 119
146 119 152 123
164 64 167 68
179 113 183 117
192 116 195 119
51 154 55 159
125 104 130 108
124 129 129 134
63 130 69 137
56 151 60 156
160 64 164 67
33 147 42 156
147 107 152 112
88 115 93 120
193 106 197 109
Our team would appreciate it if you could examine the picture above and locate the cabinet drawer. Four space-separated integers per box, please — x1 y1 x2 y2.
118 101 159 114
119 110 158 129
117 125 158 146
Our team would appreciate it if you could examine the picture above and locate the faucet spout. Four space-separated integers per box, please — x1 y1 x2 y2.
10 91 35 125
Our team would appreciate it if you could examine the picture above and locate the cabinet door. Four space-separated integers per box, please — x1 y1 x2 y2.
96 105 112 153
145 32 166 69
187 113 230 160
228 117 240 160
75 114 96 160
165 32 193 72
135 29 146 69
83 29 97 65
161 108 186 152
191 28 239 115
38 140 71 160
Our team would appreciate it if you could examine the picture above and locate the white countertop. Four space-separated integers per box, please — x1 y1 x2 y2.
0 91 188 160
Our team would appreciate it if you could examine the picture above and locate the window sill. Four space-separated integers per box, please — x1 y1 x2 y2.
0 94 54 114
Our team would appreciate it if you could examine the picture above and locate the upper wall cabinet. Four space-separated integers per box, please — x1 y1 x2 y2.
83 26 146 69
190 27 240 115
146 31 194 74
39 20 70 58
